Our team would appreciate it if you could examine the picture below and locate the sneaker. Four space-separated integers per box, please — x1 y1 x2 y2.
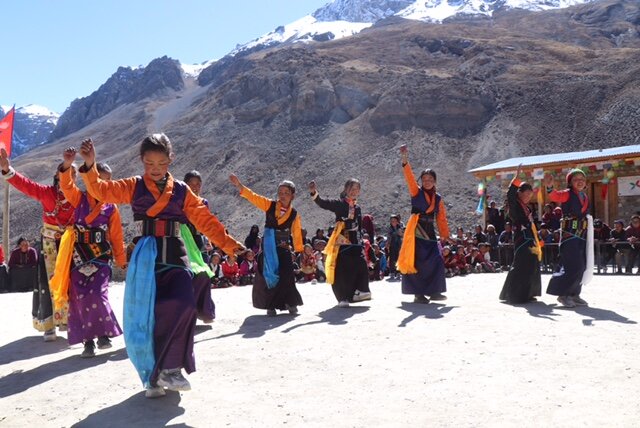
413 295 430 304
286 305 298 315
429 293 447 301
572 295 588 306
43 330 57 342
97 336 112 350
81 340 96 358
145 386 166 399
266 309 277 317
157 369 191 392
338 300 350 308
557 296 576 308
352 290 372 302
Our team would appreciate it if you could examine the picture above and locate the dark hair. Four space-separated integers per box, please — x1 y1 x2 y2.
140 133 173 158
518 183 533 192
53 163 77 187
184 170 202 183
17 237 27 247
419 169 437 181
340 178 361 199
96 162 112 175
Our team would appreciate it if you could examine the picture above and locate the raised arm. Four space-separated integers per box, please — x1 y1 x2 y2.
183 189 244 257
400 145 420 197
543 172 569 204
309 181 343 213
230 174 272 212
57 147 82 208
1 148 55 203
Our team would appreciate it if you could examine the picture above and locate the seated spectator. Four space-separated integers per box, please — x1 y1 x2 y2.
375 235 387 254
239 250 257 285
486 224 500 261
610 220 628 273
221 255 240 286
498 222 514 268
473 224 487 244
593 219 614 272
208 252 223 288
313 240 327 282
549 207 562 231
299 244 317 283
478 243 499 273
244 225 261 254
541 204 553 226
301 228 312 246
465 247 483 273
442 246 459 278
7 238 39 292
311 228 327 247
454 227 465 246
373 244 386 280
453 245 470 275
625 215 640 274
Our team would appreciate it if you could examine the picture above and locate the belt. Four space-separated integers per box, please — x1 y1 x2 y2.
75 227 106 244
135 219 182 237
561 218 587 232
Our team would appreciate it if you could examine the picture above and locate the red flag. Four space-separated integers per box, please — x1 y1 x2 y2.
601 183 608 200
0 106 15 157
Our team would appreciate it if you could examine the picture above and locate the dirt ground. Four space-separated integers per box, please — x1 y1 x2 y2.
1 273 639 427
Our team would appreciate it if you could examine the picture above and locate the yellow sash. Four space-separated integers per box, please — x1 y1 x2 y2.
396 214 420 274
49 227 75 312
529 222 543 262
323 221 345 285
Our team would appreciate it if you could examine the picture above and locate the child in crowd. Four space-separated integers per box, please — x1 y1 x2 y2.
222 255 240 286
239 250 257 285
299 244 317 283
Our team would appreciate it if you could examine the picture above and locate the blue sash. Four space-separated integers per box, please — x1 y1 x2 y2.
262 228 280 289
124 236 157 388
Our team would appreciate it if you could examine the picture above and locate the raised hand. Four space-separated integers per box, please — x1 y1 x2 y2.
400 144 408 163
0 148 10 173
229 174 242 191
516 163 523 178
79 138 96 167
62 147 77 170
308 180 317 194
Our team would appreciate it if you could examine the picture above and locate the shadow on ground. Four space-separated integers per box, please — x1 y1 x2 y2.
199 313 299 341
0 336 70 366
71 390 192 428
281 306 370 333
0 348 127 398
397 302 458 327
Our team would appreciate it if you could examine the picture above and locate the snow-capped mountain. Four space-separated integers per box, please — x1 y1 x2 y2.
0 104 59 157
229 0 593 58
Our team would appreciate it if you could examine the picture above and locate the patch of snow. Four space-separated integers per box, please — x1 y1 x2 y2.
181 60 217 78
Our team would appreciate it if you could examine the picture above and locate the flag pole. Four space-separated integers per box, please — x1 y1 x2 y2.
2 182 8 255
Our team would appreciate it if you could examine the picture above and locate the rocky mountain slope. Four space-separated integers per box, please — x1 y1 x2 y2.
0 105 59 157
5 0 640 245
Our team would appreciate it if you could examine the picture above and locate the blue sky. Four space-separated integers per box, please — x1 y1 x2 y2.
1 0 329 113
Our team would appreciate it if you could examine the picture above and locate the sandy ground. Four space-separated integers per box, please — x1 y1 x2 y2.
0 273 639 428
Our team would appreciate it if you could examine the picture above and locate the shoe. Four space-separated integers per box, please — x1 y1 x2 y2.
97 336 112 350
81 340 96 358
572 295 588 306
413 295 430 304
43 330 57 342
429 293 447 301
338 300 350 308
58 324 68 332
557 296 576 308
286 305 298 315
200 317 214 324
528 297 538 302
157 369 191 391
352 290 372 302
145 386 166 399
311 279 317 284
266 309 277 317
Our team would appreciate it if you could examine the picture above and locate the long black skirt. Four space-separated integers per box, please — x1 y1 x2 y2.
401 238 446 296
332 245 370 302
547 237 586 297
499 239 541 303
253 247 303 310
